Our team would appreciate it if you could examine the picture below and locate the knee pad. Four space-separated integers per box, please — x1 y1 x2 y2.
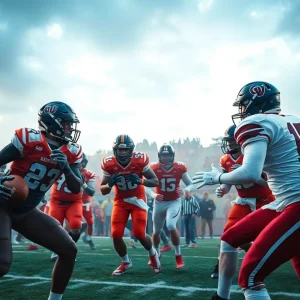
166 223 177 231
220 240 238 253
111 228 124 239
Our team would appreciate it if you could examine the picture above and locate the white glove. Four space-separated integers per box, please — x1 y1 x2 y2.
215 186 225 198
192 164 221 189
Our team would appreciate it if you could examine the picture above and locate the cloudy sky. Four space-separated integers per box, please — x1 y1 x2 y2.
0 0 300 155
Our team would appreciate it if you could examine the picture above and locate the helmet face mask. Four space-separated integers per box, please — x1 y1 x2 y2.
232 81 281 125
221 125 241 155
38 101 81 144
113 135 135 165
158 144 175 166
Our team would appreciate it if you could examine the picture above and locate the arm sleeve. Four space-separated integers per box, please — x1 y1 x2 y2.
181 172 195 192
219 141 267 185
0 143 23 166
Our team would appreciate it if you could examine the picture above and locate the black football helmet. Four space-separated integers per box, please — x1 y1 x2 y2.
81 153 88 169
113 135 135 165
221 125 240 155
232 81 280 125
158 143 175 166
38 101 81 143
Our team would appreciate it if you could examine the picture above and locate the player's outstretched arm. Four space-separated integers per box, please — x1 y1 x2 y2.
218 141 267 186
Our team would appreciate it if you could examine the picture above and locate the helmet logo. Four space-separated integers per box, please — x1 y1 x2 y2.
249 85 266 99
44 105 58 114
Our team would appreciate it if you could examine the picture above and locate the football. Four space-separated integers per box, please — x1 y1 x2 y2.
3 175 29 204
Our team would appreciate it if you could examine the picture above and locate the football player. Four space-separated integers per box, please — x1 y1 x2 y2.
49 152 95 260
80 153 97 250
146 143 194 269
100 135 161 275
210 125 275 279
0 101 82 300
193 81 300 300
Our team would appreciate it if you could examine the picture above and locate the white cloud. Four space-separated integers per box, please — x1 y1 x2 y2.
65 52 116 86
47 24 63 39
198 0 214 13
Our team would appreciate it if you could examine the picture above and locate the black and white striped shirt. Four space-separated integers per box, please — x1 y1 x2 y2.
181 196 200 215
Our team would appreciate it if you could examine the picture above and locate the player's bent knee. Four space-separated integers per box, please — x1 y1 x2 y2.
166 223 177 231
134 231 146 240
0 262 11 277
220 240 238 253
111 230 123 239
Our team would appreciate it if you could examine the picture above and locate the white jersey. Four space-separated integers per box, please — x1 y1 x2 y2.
235 113 300 211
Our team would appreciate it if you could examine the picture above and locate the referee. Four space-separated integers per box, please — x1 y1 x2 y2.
181 191 200 248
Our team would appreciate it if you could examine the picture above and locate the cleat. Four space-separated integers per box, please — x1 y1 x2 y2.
175 254 184 269
51 252 58 262
211 292 228 300
149 252 161 274
160 244 172 252
112 260 132 276
189 243 196 248
25 244 39 251
88 240 96 250
211 263 219 279
127 239 137 249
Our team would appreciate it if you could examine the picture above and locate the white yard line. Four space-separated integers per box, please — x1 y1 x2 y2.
3 274 300 298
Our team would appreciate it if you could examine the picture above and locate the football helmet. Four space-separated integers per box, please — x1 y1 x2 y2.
113 135 135 165
232 81 280 125
158 143 175 166
221 125 240 154
38 101 81 143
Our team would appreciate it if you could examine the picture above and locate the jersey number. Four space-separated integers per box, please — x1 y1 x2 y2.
116 176 138 191
56 175 72 193
160 178 176 192
24 163 61 192
287 123 300 156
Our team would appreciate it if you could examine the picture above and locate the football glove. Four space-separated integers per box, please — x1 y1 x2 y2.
107 173 123 188
0 176 14 201
192 164 221 189
125 173 142 185
215 187 225 198
50 150 69 171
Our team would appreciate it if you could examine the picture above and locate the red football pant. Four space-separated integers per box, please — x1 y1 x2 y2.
221 202 300 289
111 201 147 240
83 206 94 236
49 199 83 230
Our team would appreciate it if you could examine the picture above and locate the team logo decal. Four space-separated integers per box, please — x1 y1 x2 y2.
44 105 58 114
249 85 266 99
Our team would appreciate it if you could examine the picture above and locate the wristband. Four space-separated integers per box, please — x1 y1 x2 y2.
218 173 223 184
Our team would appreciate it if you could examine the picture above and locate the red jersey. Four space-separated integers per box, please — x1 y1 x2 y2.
150 161 187 201
101 152 149 200
220 154 273 199
10 127 83 211
82 169 96 203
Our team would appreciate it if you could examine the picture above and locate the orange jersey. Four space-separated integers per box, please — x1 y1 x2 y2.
220 154 273 199
82 169 96 203
101 152 150 200
10 127 83 211
151 161 187 201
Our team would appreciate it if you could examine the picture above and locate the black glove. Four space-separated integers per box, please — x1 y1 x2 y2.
50 150 70 173
125 173 142 185
107 173 123 188
0 176 15 201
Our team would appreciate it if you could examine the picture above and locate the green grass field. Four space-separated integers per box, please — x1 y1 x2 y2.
1 238 299 300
